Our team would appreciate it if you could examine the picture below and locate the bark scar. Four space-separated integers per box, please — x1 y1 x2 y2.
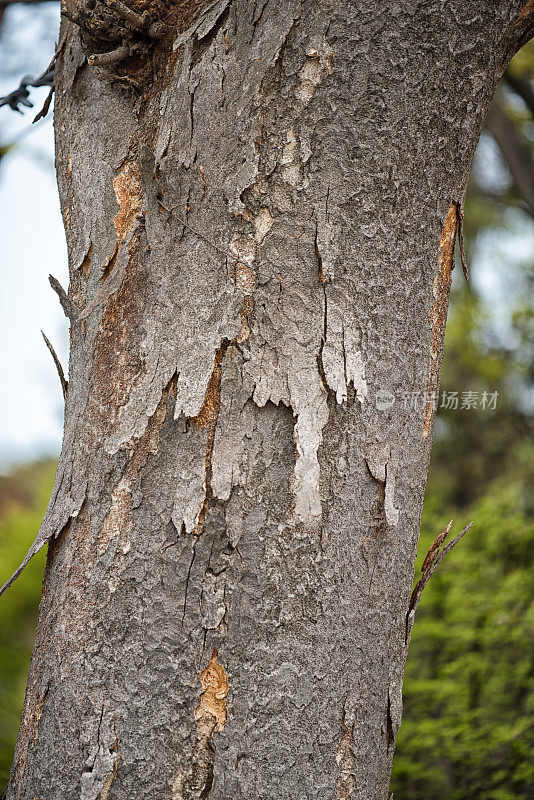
197 648 229 729
421 201 457 440
173 650 229 800
113 159 143 242
336 696 355 800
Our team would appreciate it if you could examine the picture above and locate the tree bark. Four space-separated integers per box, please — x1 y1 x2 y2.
4 2 534 799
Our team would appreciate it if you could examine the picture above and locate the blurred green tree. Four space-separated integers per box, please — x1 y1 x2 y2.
0 461 54 786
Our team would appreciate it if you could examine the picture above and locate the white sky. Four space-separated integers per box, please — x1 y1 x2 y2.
0 3 67 469
0 3 532 471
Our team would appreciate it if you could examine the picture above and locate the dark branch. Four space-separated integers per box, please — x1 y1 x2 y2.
100 0 143 29
505 70 534 118
88 44 129 67
486 96 534 220
0 67 54 114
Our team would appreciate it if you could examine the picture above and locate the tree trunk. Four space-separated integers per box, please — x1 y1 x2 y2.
4 2 533 799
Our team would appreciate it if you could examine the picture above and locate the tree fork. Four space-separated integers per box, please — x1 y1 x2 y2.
4 2 534 799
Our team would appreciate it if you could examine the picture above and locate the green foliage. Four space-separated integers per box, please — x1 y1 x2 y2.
507 40 534 80
0 460 54 787
391 476 534 799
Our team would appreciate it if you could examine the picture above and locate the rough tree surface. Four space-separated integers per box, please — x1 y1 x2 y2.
4 2 534 799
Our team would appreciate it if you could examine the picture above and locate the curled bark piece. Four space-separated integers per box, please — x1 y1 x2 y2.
41 330 68 402
49 274 77 322
405 520 473 644
33 85 54 123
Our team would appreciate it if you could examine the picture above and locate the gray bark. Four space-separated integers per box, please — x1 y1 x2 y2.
4 2 534 799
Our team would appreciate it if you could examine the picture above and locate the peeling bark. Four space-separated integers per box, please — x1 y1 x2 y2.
4 2 534 799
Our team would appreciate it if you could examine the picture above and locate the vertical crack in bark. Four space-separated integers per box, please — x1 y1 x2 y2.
80 706 120 800
336 699 355 800
188 341 230 535
363 447 399 547
315 222 367 406
315 222 325 286
250 0 269 43
316 226 331 398
173 650 229 800
386 689 395 752
181 536 198 630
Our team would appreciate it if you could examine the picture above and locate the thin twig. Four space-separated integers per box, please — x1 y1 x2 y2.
49 274 77 322
47 25 70 73
41 331 68 402
430 521 473 574
31 21 69 124
405 520 473 644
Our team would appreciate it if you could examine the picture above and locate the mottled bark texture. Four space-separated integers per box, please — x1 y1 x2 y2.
4 2 534 799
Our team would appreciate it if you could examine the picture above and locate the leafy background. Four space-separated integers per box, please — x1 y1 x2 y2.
0 5 533 798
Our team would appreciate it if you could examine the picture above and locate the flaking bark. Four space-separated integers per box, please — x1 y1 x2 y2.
4 2 534 799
